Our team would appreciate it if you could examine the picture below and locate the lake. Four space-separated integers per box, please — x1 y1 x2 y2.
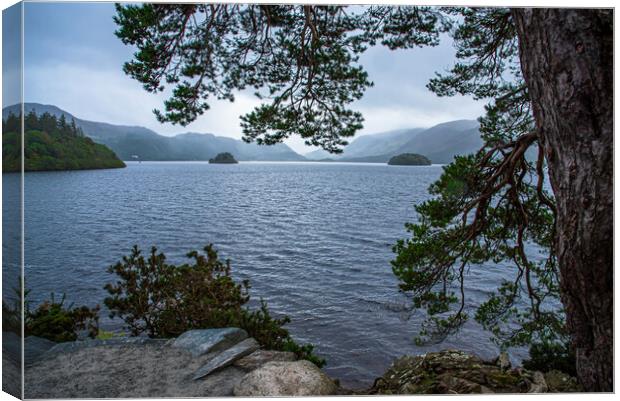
3 161 530 388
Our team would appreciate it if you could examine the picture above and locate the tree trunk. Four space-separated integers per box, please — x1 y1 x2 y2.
512 9 613 392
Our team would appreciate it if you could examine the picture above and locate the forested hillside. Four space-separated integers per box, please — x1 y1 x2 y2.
2 111 126 172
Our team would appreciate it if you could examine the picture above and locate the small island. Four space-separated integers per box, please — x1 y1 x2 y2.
387 153 431 166
209 152 238 164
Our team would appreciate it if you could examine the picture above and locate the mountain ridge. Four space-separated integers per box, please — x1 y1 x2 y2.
3 103 306 162
304 120 483 164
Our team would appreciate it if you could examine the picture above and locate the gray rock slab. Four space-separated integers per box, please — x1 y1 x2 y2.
25 342 247 398
40 337 169 361
2 331 21 365
171 328 247 357
25 336 57 366
192 337 259 380
234 349 296 371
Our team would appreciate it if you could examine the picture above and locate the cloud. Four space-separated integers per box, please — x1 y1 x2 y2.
25 61 262 139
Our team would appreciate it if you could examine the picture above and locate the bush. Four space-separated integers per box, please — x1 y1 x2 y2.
104 244 325 367
522 341 576 376
3 282 100 342
25 293 100 342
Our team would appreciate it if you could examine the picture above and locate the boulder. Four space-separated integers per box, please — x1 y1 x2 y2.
192 338 259 380
171 328 247 357
370 350 538 394
234 349 297 371
528 371 548 393
233 360 337 396
544 370 583 392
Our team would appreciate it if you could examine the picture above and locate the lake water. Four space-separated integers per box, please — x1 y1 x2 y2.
4 162 531 388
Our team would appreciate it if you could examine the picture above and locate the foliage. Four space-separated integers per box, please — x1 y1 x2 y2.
104 244 324 366
391 7 565 353
387 153 431 166
25 293 100 342
522 342 576 376
2 111 126 172
114 4 447 152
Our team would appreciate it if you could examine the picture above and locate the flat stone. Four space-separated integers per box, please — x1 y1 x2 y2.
171 328 247 357
25 336 57 366
41 337 168 360
234 349 296 371
233 360 338 396
192 338 259 380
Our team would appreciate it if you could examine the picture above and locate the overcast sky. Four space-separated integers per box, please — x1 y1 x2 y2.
14 1 486 154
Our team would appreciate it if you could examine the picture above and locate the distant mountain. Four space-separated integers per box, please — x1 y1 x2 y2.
304 127 424 160
304 121 482 164
3 103 306 162
395 120 482 164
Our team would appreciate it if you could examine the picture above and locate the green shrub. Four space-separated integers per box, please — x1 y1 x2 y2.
522 341 576 376
104 244 325 367
25 293 100 342
3 282 100 342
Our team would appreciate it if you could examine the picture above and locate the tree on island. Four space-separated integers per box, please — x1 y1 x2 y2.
114 5 612 391
209 152 238 164
387 153 431 166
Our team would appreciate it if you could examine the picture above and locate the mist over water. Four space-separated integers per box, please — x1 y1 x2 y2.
7 162 531 388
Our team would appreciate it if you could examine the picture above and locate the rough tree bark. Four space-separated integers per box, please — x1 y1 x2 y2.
512 9 613 392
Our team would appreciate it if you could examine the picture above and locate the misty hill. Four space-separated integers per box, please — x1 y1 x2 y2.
305 127 424 160
304 120 482 164
3 103 306 162
396 120 481 164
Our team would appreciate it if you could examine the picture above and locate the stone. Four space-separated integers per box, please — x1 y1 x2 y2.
233 360 338 396
192 338 259 380
370 350 533 395
25 336 57 366
544 370 583 392
41 337 168 361
528 371 548 393
234 350 296 371
171 328 247 357
496 352 511 371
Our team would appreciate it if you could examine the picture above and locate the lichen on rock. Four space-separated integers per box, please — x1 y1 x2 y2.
369 349 581 394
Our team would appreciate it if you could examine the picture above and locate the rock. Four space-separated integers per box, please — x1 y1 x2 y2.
24 336 57 366
370 350 530 394
234 349 296 371
192 338 259 380
171 328 247 357
528 371 548 393
496 352 511 371
41 337 168 361
233 360 337 396
544 370 583 392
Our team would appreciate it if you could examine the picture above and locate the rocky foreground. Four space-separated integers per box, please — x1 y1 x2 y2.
20 328 581 397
